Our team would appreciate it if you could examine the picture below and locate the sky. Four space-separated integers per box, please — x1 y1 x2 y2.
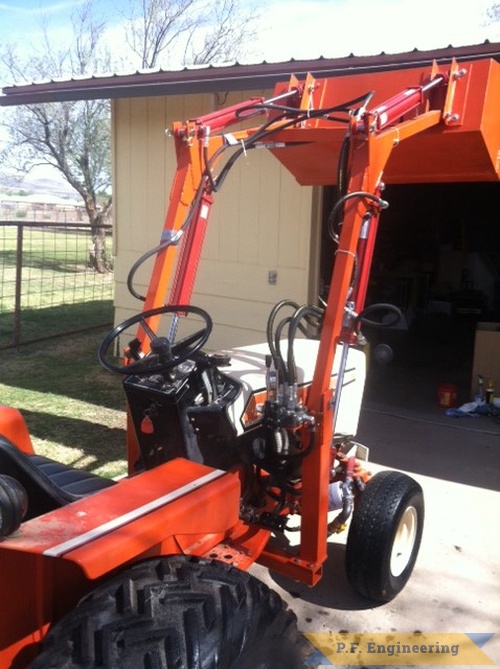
0 0 498 77
252 0 499 62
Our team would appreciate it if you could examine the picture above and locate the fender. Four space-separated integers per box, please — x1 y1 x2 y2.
0 459 240 667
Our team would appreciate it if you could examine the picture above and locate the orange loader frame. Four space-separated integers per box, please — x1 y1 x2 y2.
127 56 497 586
0 56 499 667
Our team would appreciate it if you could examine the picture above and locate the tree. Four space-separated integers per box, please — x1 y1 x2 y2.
122 0 259 69
123 0 199 69
0 1 113 272
486 4 500 22
2 96 112 273
190 0 260 66
0 0 260 271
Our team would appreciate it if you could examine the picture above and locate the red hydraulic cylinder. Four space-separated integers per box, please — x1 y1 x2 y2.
168 192 213 306
358 74 446 133
187 99 266 137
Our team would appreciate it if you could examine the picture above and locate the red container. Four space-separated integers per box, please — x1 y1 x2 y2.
438 383 458 409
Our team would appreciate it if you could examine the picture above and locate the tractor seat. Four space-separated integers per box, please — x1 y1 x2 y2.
0 435 116 521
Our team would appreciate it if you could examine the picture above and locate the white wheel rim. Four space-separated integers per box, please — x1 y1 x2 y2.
390 505 418 577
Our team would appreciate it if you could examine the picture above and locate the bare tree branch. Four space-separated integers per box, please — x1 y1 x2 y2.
190 0 259 65
123 0 199 69
0 0 261 272
120 0 260 69
0 1 113 272
486 4 500 22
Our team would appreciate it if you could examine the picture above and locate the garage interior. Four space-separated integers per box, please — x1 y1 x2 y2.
320 181 500 411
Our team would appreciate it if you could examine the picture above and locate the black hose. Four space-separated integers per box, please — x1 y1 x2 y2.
337 135 350 199
286 305 324 384
127 89 376 302
327 190 388 242
355 302 404 328
126 179 206 301
324 134 351 250
234 90 376 122
211 90 376 194
126 239 174 302
273 316 293 381
266 299 301 380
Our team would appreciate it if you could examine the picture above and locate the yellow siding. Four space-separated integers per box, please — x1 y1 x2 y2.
112 91 316 351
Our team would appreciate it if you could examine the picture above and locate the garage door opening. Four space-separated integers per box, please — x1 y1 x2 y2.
319 182 500 409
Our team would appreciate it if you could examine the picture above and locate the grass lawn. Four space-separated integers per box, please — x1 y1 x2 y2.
0 327 128 479
0 225 114 308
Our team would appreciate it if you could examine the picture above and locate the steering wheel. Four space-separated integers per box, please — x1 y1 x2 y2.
98 304 212 375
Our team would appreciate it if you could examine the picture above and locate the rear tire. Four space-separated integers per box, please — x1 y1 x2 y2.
345 470 424 602
28 555 304 669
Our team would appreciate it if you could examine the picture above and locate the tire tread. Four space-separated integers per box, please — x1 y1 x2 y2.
28 556 303 669
345 470 424 602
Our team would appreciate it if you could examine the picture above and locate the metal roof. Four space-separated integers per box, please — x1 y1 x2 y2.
1 41 499 106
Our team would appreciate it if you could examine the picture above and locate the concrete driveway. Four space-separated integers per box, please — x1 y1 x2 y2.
250 398 500 667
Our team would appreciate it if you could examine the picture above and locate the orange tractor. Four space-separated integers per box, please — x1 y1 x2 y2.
0 56 498 667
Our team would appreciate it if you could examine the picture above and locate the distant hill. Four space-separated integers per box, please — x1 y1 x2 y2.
0 168 81 201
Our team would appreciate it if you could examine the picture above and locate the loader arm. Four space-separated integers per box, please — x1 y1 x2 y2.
138 90 300 339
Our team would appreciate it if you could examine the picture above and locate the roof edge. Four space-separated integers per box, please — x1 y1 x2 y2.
1 41 499 106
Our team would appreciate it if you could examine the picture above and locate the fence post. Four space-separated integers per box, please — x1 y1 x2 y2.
13 224 23 347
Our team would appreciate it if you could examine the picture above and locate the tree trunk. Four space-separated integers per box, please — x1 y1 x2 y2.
86 199 111 274
87 209 111 274
89 218 109 273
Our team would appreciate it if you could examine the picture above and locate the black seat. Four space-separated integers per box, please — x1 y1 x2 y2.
0 436 116 520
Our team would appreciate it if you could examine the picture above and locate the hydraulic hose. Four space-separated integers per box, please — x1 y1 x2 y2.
266 299 300 380
327 190 389 242
355 302 404 328
126 180 206 302
286 305 324 384
127 89 377 305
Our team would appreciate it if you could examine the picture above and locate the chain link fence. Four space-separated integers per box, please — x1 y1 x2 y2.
0 221 114 349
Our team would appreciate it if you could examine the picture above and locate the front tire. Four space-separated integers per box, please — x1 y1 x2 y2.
345 470 424 602
28 555 304 669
